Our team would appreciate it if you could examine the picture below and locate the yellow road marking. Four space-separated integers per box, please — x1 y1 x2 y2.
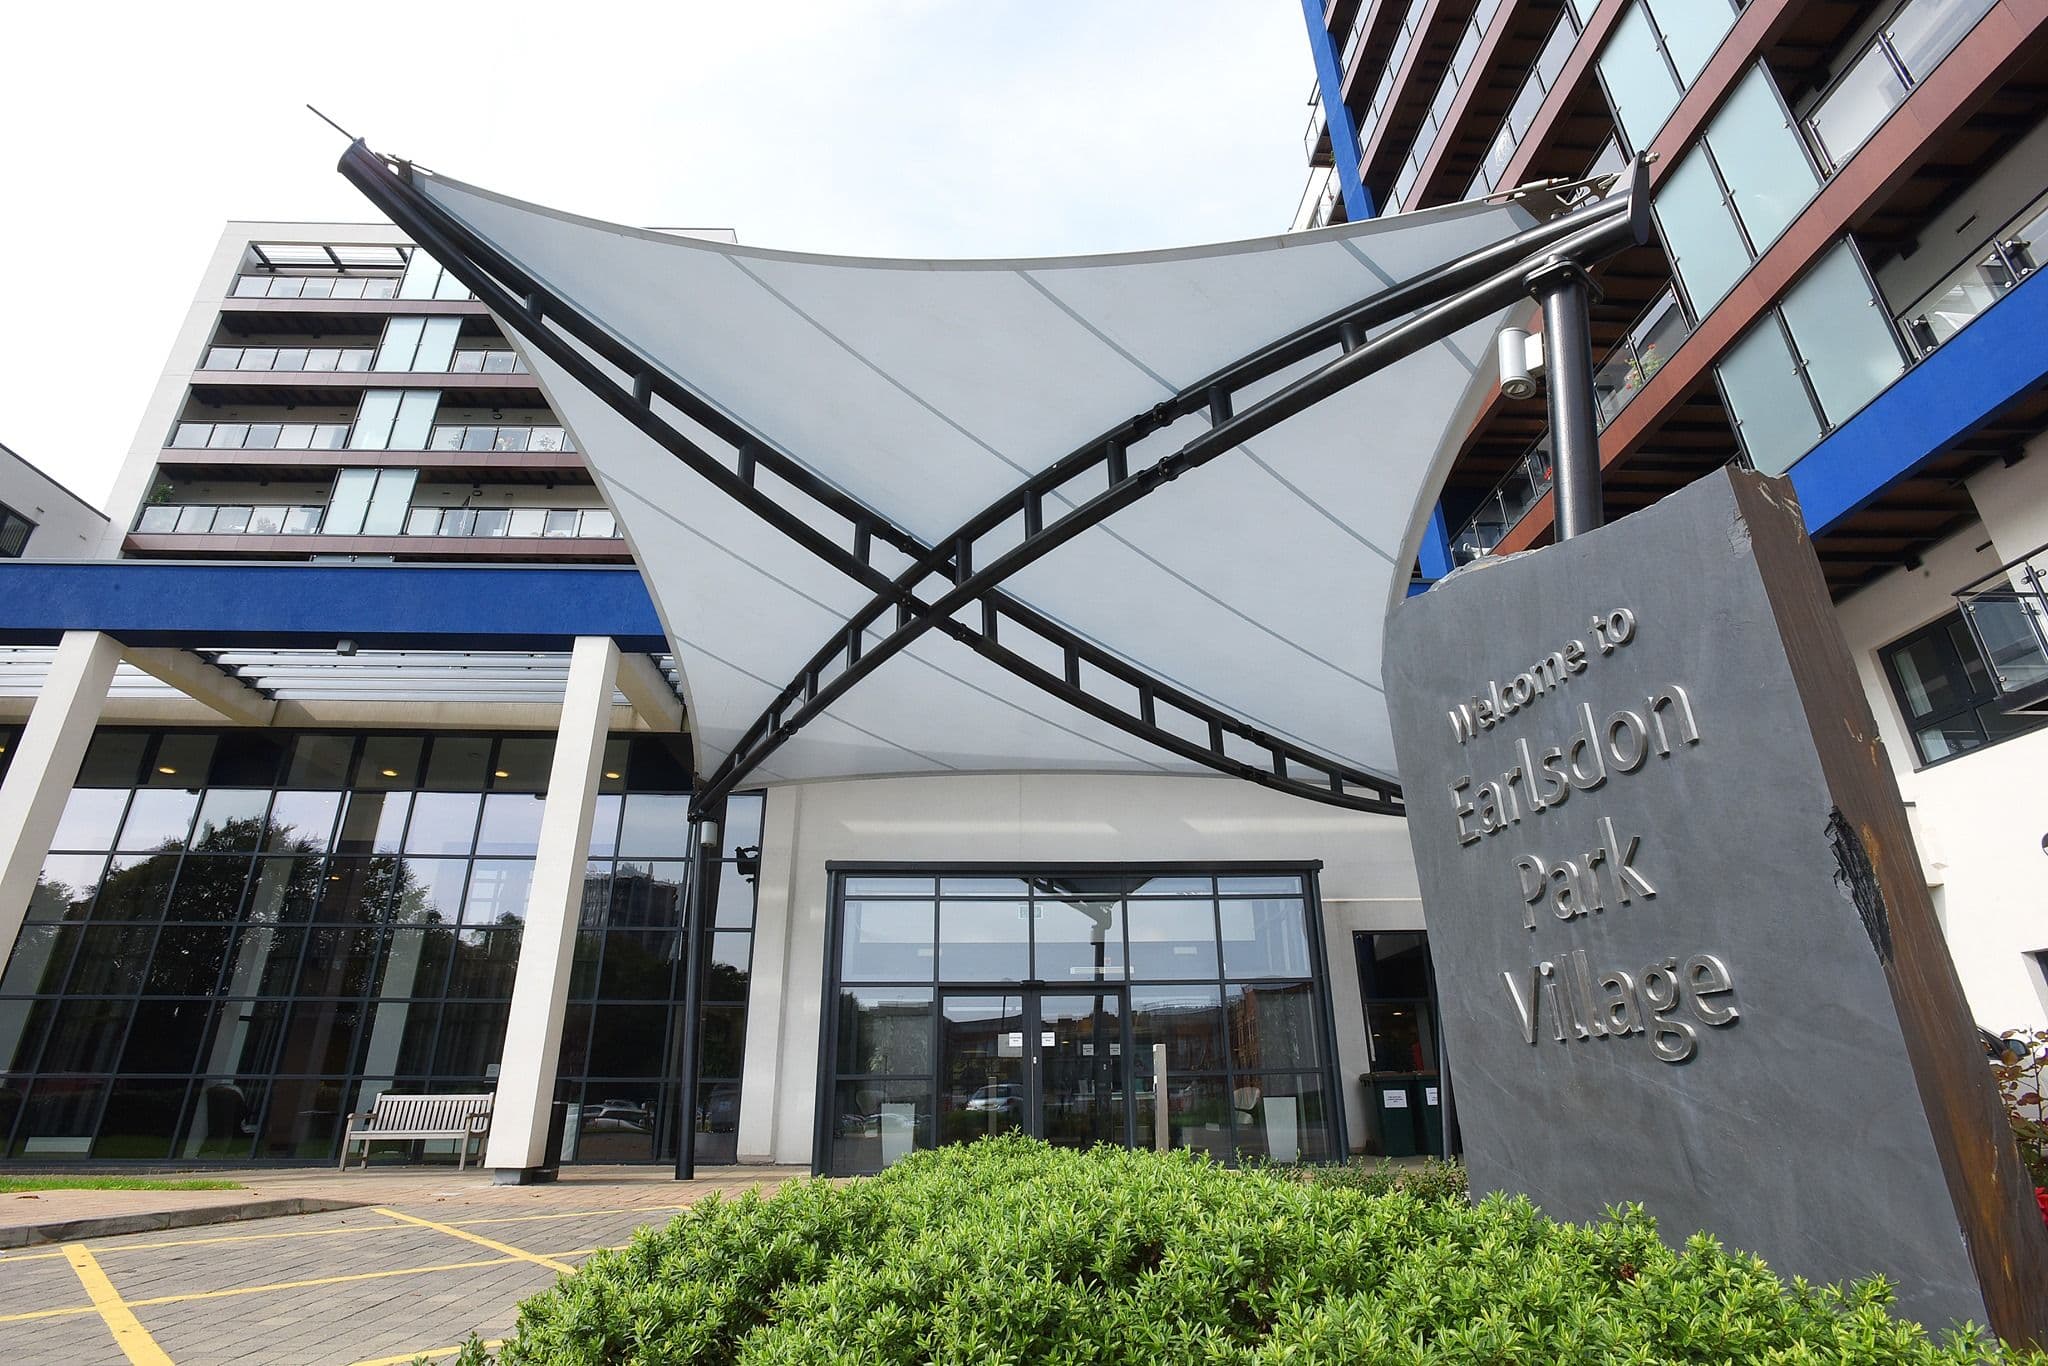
349 1337 505 1366
0 1205 675 1264
372 1207 576 1274
0 1246 619 1325
61 1243 172 1366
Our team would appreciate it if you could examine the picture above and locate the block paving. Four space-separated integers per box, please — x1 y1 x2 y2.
0 1164 799 1364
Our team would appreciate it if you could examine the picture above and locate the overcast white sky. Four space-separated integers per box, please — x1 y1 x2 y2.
0 2 1314 511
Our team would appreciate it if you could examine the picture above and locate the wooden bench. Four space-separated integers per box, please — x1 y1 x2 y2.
339 1093 494 1170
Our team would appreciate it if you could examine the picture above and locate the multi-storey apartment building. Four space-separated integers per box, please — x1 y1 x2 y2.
1300 0 2048 1033
0 441 107 561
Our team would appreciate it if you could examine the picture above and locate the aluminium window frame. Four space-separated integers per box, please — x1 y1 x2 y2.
811 861 1348 1177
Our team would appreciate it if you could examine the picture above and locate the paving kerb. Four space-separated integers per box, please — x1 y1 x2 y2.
0 1162 799 1247
0 1166 806 1365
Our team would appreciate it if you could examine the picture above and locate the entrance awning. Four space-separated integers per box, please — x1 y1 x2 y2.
340 145 1637 812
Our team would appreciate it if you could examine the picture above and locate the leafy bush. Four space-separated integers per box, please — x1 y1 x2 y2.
1251 1152 1469 1204
1992 1028 2048 1187
476 1137 2033 1364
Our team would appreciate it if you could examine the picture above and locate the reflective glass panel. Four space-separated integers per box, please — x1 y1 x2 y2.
1645 0 1735 85
1778 242 1904 426
936 900 1029 981
1034 899 1126 982
1705 68 1817 255
841 900 935 982
1717 319 1823 476
1657 147 1751 314
1597 4 1682 150
462 860 534 928
1126 900 1219 980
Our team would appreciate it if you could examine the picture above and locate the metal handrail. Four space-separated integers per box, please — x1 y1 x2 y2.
1954 538 2048 698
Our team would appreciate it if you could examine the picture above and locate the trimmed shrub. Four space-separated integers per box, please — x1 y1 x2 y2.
474 1137 2034 1364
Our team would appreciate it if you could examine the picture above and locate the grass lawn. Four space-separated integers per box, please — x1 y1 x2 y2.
0 1176 243 1193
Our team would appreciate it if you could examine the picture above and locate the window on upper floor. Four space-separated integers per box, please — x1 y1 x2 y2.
373 317 462 373
322 469 418 538
347 389 441 451
0 501 35 558
1715 239 1905 476
1655 65 1820 317
396 251 472 301
1594 0 1741 152
1878 610 2048 766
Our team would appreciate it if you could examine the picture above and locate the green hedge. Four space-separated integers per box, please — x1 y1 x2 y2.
467 1137 2031 1364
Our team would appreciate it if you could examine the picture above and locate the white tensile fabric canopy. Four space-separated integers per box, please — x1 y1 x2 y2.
412 172 1530 789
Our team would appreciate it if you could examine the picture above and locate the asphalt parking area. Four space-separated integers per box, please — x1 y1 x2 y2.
0 1201 687 1365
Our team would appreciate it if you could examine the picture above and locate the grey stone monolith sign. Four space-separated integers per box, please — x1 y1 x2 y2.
1384 468 2047 1342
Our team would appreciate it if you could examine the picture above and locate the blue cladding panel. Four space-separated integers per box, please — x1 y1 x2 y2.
1300 0 1373 222
0 562 668 651
1792 264 2048 533
1417 503 1455 582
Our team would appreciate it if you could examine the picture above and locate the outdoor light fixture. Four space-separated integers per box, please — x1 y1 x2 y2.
380 768 399 778
603 771 622 780
156 765 177 776
735 844 762 885
493 769 510 779
1496 325 1544 401
336 638 358 656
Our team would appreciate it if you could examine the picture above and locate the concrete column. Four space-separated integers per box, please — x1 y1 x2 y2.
0 631 122 965
487 635 619 1179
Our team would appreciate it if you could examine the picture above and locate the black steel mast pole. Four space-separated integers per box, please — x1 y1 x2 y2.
1531 260 1603 542
674 804 724 1179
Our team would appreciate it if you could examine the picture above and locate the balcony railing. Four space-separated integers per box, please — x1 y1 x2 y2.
427 423 575 453
1461 5 1582 204
133 503 621 541
403 506 620 539
1803 0 1998 173
1896 187 2048 356
1303 83 1328 161
201 346 374 374
232 275 402 300
1385 0 1509 212
169 421 352 451
134 504 324 536
447 349 530 375
1955 541 2048 713
1448 286 1693 565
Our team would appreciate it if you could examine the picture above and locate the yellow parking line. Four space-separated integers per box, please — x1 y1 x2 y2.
61 1243 172 1366
0 1246 620 1326
372 1207 576 1275
1 1222 403 1263
450 1204 687 1228
349 1337 505 1366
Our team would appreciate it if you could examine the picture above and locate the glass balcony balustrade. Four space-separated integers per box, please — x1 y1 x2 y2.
168 421 352 451
231 275 402 300
133 503 620 540
1897 189 2048 356
1454 5 1581 206
1955 541 2048 712
426 423 574 453
402 506 620 540
1804 0 1998 172
1448 286 1692 565
1304 87 1328 161
447 349 530 375
201 346 375 374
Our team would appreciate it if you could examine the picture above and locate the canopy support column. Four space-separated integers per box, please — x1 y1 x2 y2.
675 804 724 1180
0 631 121 967
1532 263 1603 543
489 635 619 1182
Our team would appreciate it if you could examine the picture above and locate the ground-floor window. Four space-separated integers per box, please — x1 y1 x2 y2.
818 866 1344 1176
0 726 758 1166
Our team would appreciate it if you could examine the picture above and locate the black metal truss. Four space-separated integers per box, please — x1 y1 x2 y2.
341 143 1645 820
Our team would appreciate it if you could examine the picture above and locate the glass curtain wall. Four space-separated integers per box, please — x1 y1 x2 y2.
0 727 754 1166
821 869 1342 1177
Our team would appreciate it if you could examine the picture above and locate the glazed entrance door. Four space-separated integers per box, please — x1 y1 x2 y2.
938 989 1129 1147
1035 991 1128 1149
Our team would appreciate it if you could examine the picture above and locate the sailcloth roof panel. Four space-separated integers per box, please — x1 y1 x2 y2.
413 173 1530 786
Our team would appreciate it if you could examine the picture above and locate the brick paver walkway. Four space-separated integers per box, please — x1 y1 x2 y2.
0 1165 800 1364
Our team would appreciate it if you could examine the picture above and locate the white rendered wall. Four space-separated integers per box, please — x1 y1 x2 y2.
737 771 1422 1166
1831 461 2048 1030
0 446 107 559
99 221 413 547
